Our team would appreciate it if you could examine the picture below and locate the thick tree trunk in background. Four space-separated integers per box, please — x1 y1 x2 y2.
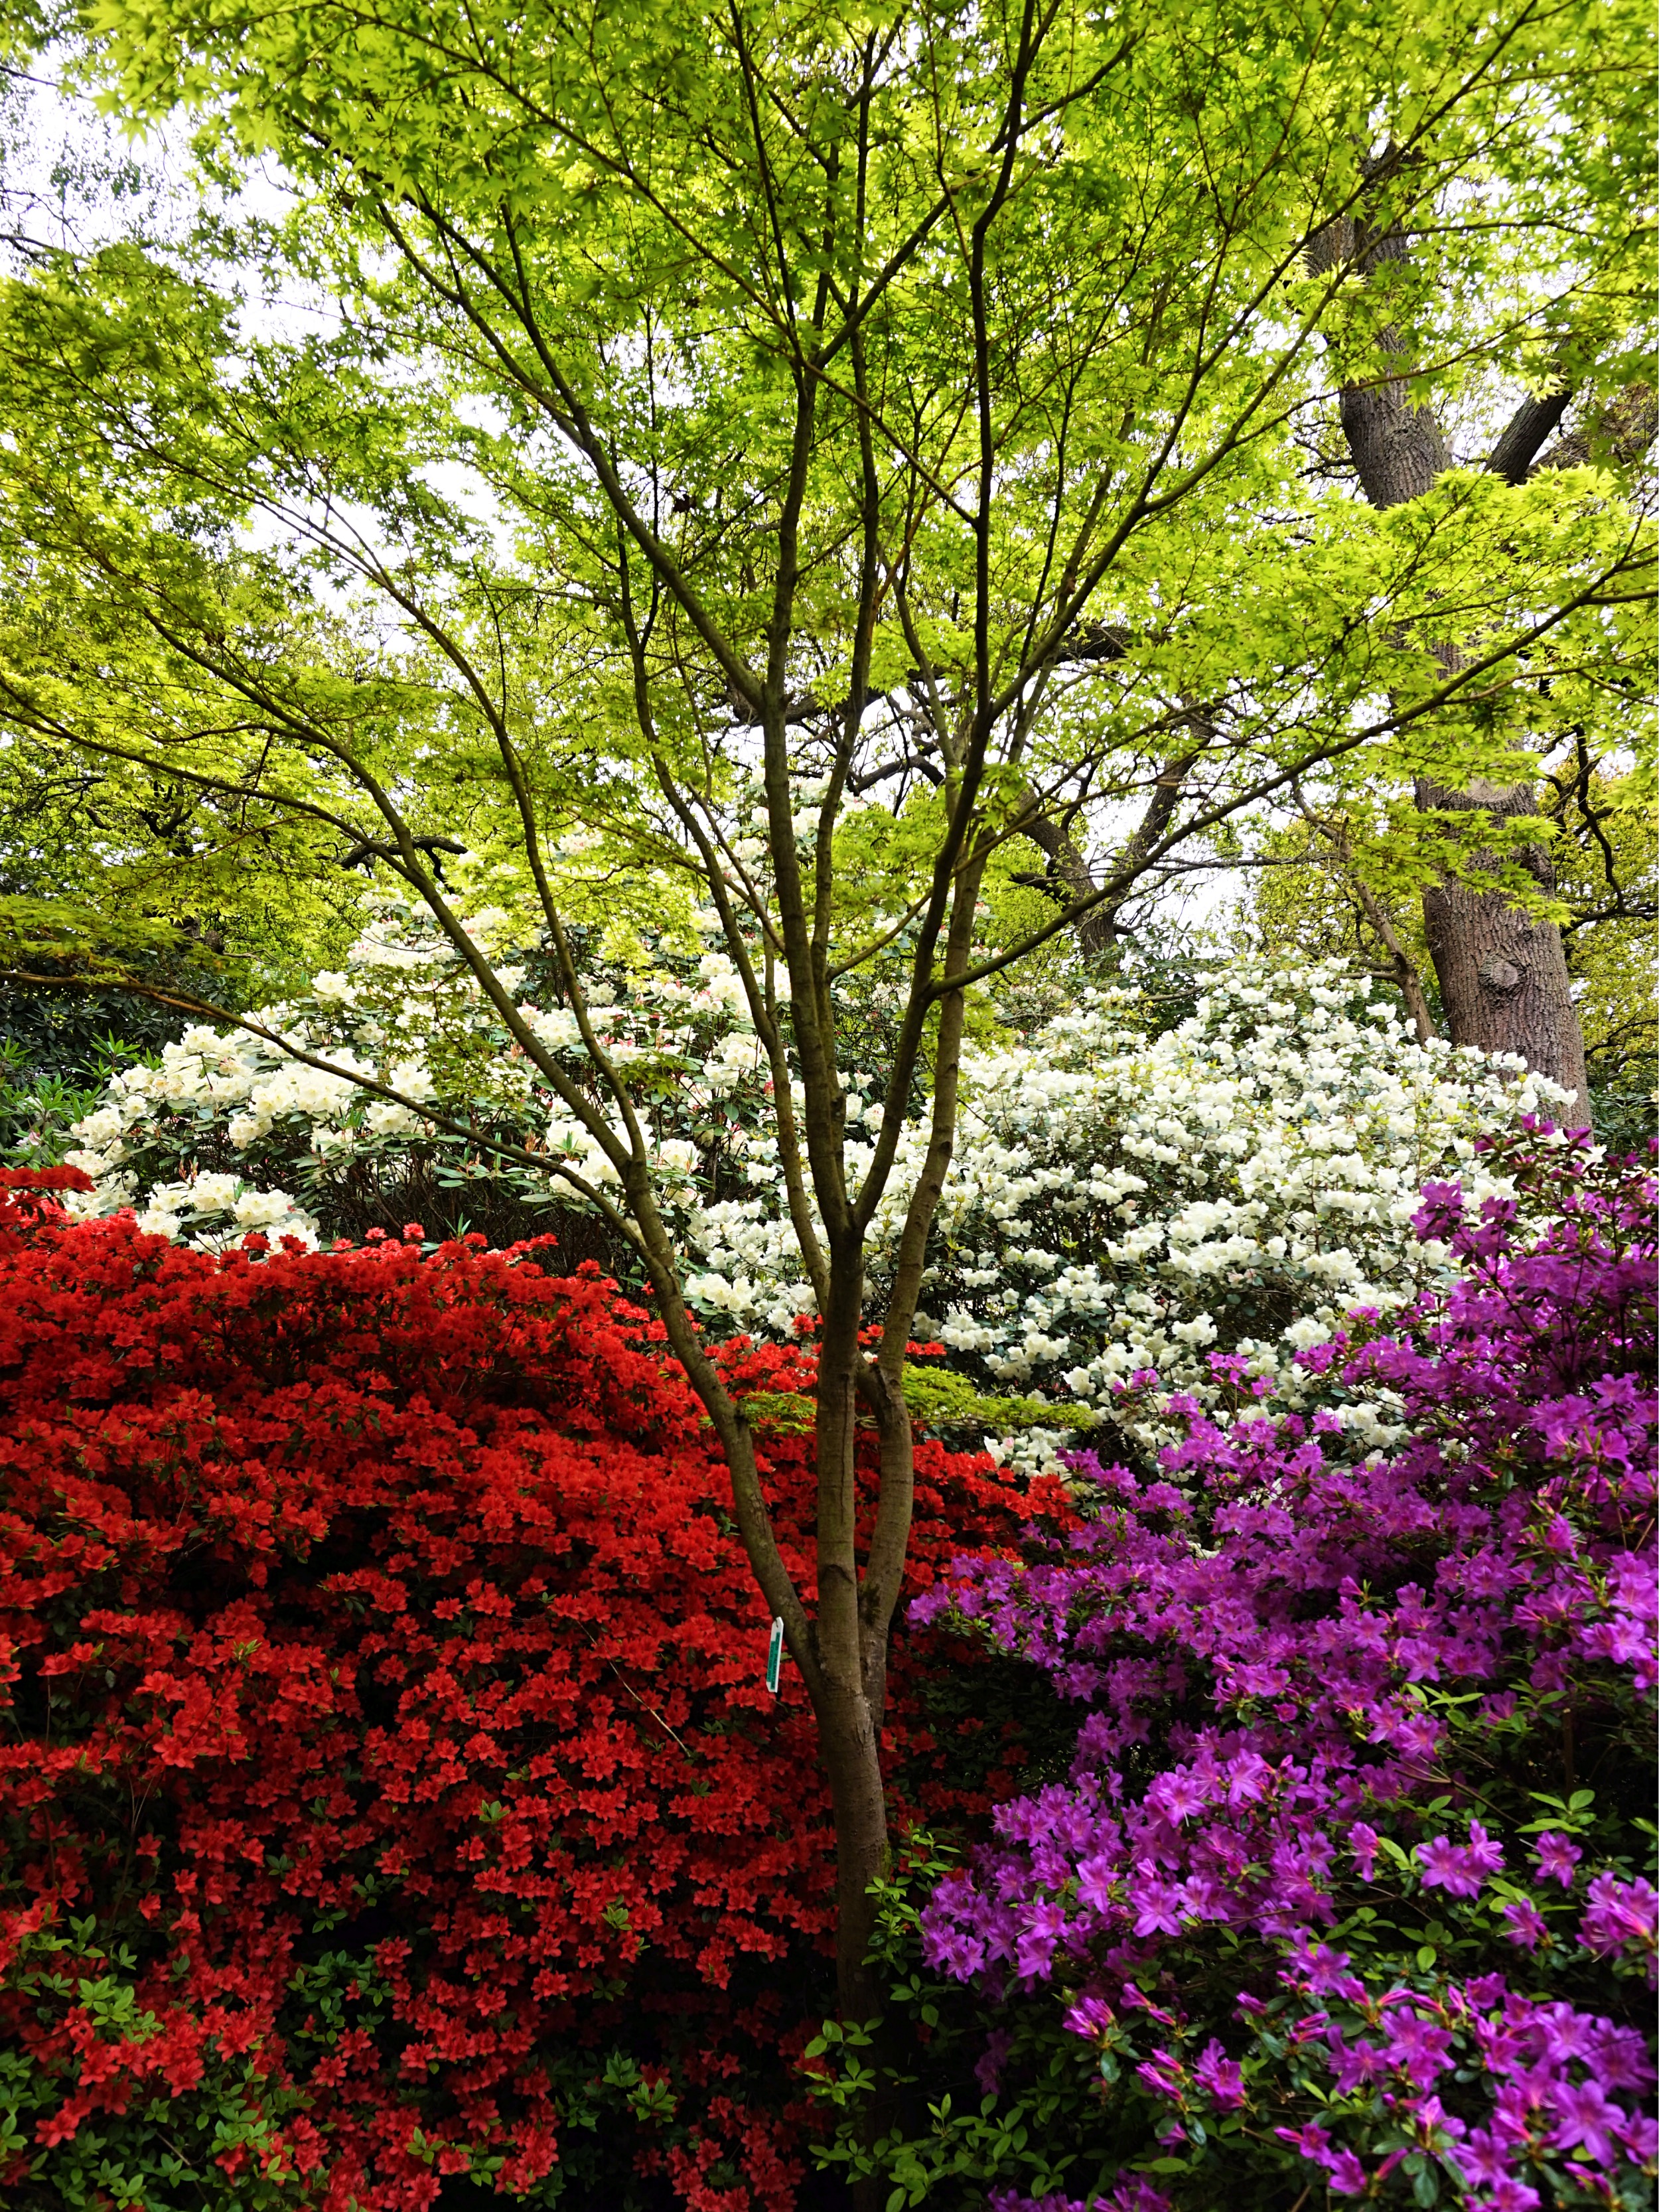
1314 200 1590 1106
1417 777 1589 1100
1526 382 1657 478
1023 806 1121 952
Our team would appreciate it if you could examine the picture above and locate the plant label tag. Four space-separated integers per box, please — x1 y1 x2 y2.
766 1616 784 1695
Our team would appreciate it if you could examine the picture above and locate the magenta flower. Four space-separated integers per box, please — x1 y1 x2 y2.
1125 1869 1184 1937
1417 1823 1503 1899
1135 2047 1188 2101
1324 2028 1388 2095
1014 1899 1068 1979
1500 1897 1547 1950
975 2028 1014 2096
910 1134 1656 2212
1104 2184 1174 2212
1348 1821 1381 1880
1120 1983 1179 2028
1191 2037 1245 2108
1274 2119 1334 2166
1381 2008 1456 2087
1075 1852 1118 1914
1530 1831 1581 1887
1284 1935 1366 2001
1479 2179 1541 2212
1549 2077 1623 2166
1062 1993 1115 2040
1325 2148 1367 2194
1453 2129 1511 2189
1579 1872 1658 1965
1148 1769 1211 1822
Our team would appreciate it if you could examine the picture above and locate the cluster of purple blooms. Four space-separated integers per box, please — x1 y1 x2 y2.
915 1130 1656 2209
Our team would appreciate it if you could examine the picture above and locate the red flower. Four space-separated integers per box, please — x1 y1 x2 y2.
0 1209 1058 2207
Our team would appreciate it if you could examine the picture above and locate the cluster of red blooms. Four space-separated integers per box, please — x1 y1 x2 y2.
0 1171 1062 2209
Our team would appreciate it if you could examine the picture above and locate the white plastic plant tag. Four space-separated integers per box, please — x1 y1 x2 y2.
766 1616 784 1694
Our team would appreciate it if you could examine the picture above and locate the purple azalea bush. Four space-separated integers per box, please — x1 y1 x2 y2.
822 1130 1656 2211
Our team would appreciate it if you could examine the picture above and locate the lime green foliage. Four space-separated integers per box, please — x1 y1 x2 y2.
735 1388 818 1436
901 1364 1097 1443
0 0 1647 2195
733 1372 1097 1443
717 1371 1097 1443
0 0 1642 1019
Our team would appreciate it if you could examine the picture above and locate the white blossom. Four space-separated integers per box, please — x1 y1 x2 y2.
63 910 1562 1477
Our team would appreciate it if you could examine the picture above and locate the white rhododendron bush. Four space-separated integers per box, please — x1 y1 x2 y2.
64 896 1569 1457
64 893 733 1253
687 970 1571 1457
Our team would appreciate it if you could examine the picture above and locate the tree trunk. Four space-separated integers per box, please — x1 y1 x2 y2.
1314 192 1589 1106
1021 804 1121 953
810 1283 895 2026
820 1685 891 2023
1417 777 1589 1100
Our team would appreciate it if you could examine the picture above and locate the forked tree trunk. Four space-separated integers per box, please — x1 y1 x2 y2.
1315 195 1590 1106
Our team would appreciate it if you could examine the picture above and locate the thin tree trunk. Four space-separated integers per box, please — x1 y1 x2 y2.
1312 190 1590 1105
809 1271 895 2022
1299 793 1439 1045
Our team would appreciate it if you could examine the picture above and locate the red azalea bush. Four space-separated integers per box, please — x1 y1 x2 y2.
0 1183 1067 2210
0 1165 97 1253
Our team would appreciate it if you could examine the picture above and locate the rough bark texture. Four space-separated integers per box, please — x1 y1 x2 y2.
1485 388 1573 486
810 1290 895 2026
1417 777 1589 1100
1314 192 1590 1103
1021 804 1121 952
1534 382 1658 476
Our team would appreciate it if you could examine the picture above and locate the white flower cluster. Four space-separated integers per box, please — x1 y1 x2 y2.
62 899 521 1245
674 963 1567 1459
60 893 774 1253
66 1031 337 1246
62 899 1563 1471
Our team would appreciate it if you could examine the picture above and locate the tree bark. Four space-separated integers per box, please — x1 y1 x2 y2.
1417 778 1588 1098
1313 192 1590 1105
1532 382 1657 477
1021 803 1121 952
808 1275 895 2024
1484 388 1573 486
